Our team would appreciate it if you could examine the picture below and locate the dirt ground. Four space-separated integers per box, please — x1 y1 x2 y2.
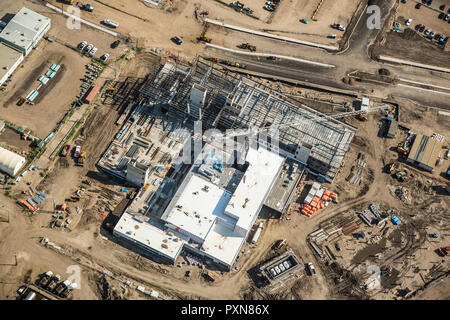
372 0 450 68
0 41 88 138
1 0 449 301
199 0 361 45
0 128 33 153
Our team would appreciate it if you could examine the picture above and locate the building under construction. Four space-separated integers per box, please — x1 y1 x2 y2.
139 60 356 182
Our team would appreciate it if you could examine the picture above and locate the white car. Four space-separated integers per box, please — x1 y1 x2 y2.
100 53 110 62
84 44 93 53
424 29 431 36
88 47 97 57
405 18 412 26
77 41 87 50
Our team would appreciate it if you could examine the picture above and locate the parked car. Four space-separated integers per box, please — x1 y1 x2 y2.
100 53 110 62
300 18 308 24
111 40 120 48
415 24 421 30
405 18 412 26
440 4 446 11
77 41 87 50
419 25 425 32
416 3 422 9
267 56 277 60
444 14 450 21
171 36 183 45
88 47 97 56
424 29 431 36
426 0 432 5
84 44 93 53
439 12 445 19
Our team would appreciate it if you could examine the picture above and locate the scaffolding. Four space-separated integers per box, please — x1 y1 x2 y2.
139 59 356 182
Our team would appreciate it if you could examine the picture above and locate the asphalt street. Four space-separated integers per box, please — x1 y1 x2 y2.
203 0 450 110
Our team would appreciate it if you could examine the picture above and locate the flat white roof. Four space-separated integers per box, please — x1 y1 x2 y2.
201 221 246 267
0 7 50 52
164 175 233 241
114 212 185 261
0 43 23 81
225 147 284 232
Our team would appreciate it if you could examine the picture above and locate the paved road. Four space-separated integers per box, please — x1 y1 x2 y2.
204 0 450 110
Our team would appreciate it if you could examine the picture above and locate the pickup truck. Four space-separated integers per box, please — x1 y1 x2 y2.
74 146 81 158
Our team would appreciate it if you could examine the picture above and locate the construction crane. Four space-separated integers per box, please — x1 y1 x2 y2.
202 104 390 143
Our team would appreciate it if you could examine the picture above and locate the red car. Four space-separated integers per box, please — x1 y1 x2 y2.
416 3 422 9
440 4 446 10
60 144 71 157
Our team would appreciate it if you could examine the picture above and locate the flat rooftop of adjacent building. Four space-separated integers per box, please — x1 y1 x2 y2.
225 146 284 232
0 43 23 80
200 221 246 267
264 158 305 213
407 133 442 168
163 174 234 241
114 211 185 261
0 7 50 51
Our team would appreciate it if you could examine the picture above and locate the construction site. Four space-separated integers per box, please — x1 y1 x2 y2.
0 0 449 303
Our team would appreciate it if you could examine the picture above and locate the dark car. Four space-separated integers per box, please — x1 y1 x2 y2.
427 0 432 5
416 3 422 9
439 12 445 19
434 33 441 40
267 56 277 60
440 4 446 10
419 25 425 32
111 40 120 48
171 36 183 45
415 24 421 30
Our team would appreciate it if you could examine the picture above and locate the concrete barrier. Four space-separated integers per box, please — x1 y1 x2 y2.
205 43 335 68
378 55 450 73
205 18 339 51
45 3 119 37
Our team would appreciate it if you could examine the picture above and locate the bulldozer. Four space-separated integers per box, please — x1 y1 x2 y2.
238 43 256 51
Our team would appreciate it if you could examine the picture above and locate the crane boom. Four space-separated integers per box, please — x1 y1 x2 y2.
205 105 389 142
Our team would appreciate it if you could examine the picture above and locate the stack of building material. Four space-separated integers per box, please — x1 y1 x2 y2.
301 183 338 218
342 222 358 235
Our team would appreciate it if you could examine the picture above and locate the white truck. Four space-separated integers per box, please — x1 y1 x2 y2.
103 19 119 28
307 262 316 275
